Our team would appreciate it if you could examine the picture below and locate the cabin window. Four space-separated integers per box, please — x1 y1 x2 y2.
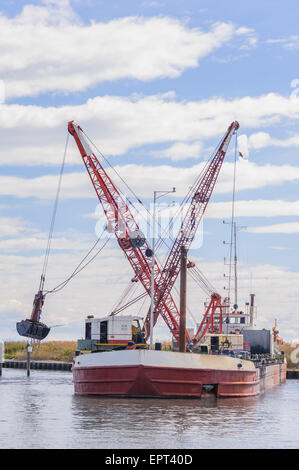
100 321 108 343
210 336 219 351
85 322 91 340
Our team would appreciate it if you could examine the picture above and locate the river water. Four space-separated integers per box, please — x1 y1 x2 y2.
0 368 298 449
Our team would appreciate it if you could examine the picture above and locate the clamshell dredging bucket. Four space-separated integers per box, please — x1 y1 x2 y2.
16 319 50 341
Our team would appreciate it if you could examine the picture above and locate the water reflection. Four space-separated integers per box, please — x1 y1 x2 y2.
70 393 264 448
1 369 298 449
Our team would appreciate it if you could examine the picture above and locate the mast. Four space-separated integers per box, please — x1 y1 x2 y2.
179 246 187 353
234 222 238 308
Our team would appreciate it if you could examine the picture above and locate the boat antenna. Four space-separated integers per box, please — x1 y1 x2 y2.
223 131 238 310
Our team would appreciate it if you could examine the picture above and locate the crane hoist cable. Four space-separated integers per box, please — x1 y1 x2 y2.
80 125 237 335
104 152 224 319
82 126 214 261
69 120 238 343
44 228 110 295
83 126 221 295
82 130 152 230
98 150 218 316
108 129 238 320
16 132 70 341
40 132 70 290
153 135 225 258
16 132 110 341
109 275 140 316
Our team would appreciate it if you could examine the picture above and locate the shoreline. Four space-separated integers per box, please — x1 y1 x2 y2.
1 359 299 379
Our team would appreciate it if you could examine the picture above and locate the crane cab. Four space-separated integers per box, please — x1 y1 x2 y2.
77 315 147 353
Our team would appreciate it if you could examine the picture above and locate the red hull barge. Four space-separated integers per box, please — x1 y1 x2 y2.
73 350 286 398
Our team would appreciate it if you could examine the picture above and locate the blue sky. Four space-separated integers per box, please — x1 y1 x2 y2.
0 0 299 342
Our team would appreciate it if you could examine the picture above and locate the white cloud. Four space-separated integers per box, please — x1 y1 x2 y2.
1 160 299 200
187 258 299 341
270 246 289 251
0 144 79 167
0 217 33 237
248 131 299 150
267 35 299 50
0 1 251 99
152 140 202 161
0 212 106 253
0 160 299 199
0 245 134 337
248 131 272 149
237 134 249 158
2 244 299 342
206 199 299 219
236 27 255 35
247 222 299 234
0 234 94 253
3 92 298 132
0 208 298 343
140 1 163 7
0 80 4 104
118 160 299 198
0 172 94 199
85 198 299 221
237 27 258 50
1 1 299 346
1 91 299 168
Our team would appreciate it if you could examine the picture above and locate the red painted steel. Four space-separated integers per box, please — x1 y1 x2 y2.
142 121 239 340
69 120 239 343
194 293 223 343
73 362 286 398
68 121 183 340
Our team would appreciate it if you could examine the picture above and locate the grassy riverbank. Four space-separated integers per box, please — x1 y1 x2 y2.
4 341 77 362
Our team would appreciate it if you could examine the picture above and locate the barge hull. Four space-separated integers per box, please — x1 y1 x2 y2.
72 350 287 398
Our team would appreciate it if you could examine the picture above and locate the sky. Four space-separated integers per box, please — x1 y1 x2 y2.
0 0 299 344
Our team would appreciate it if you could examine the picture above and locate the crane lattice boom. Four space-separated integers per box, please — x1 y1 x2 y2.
68 121 184 339
69 120 239 344
142 121 239 339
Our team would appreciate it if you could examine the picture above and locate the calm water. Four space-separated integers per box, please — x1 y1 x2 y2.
0 368 298 449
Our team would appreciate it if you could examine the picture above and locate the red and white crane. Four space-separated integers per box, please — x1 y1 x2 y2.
16 119 238 344
69 120 239 344
68 121 184 341
142 121 239 342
